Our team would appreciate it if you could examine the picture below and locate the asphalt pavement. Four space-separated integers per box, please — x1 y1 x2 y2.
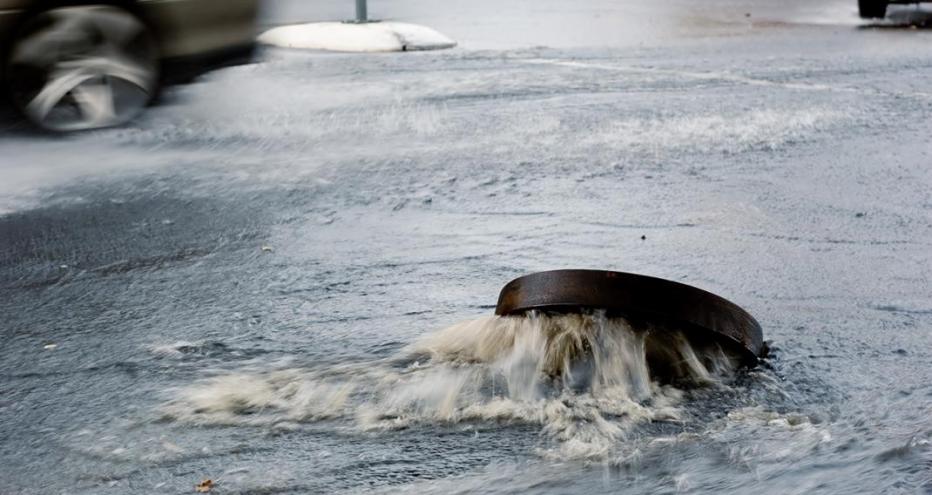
1 1 931 493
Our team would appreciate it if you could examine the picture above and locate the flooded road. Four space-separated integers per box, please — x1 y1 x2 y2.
1 0 931 493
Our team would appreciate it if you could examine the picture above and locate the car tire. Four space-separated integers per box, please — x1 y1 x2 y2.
858 0 889 19
3 3 159 132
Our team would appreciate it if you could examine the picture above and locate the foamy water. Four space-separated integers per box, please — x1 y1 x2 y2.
163 313 740 460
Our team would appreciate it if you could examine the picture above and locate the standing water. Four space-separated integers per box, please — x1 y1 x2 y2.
2 0 932 490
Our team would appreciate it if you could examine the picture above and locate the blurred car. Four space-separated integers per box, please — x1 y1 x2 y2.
859 0 913 18
0 0 259 131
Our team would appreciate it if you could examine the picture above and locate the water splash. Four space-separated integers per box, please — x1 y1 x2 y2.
163 312 741 459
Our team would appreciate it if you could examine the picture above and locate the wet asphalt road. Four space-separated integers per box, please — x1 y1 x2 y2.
1 1 932 493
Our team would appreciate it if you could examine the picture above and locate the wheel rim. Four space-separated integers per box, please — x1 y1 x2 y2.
6 6 157 131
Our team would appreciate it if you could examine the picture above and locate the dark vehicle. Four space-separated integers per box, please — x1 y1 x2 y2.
0 0 259 131
859 0 917 18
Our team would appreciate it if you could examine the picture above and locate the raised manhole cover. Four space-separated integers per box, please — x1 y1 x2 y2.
495 269 764 366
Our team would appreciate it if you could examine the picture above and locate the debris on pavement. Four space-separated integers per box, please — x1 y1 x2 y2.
195 479 215 492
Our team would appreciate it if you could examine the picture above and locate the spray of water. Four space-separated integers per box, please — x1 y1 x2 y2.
163 312 740 459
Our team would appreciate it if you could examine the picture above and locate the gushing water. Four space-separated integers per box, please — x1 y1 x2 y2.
164 312 740 459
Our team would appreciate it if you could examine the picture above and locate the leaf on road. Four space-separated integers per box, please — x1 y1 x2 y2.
195 479 214 492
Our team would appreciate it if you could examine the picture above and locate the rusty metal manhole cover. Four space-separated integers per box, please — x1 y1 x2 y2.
495 269 764 366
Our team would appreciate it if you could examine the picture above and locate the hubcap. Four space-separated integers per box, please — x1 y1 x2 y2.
6 6 157 131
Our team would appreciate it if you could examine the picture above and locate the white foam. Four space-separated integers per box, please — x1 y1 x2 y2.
163 313 736 460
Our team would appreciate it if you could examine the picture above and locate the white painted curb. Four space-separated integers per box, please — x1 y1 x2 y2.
258 21 456 52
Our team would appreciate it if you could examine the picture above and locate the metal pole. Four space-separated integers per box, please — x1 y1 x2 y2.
355 0 367 23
